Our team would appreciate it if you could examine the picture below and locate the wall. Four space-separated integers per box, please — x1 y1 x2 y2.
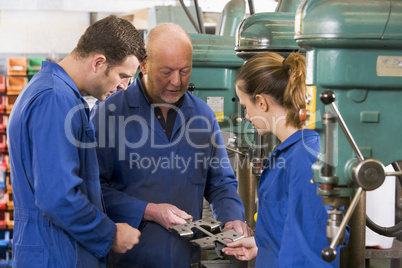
0 0 278 57
0 10 90 57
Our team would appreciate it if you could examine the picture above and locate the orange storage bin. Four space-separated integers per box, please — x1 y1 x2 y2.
5 95 18 114
0 76 5 93
7 57 27 76
6 76 27 95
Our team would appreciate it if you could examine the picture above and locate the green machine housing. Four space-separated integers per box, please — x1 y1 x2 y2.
182 0 402 262
188 0 305 146
295 0 402 204
294 0 402 262
189 34 246 136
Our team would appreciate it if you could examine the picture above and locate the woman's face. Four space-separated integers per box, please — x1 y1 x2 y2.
236 85 272 136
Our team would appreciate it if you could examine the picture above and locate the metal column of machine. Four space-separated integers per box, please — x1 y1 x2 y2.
294 0 402 266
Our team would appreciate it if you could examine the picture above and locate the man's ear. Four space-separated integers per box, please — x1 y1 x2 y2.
255 94 269 112
140 60 147 74
92 54 107 73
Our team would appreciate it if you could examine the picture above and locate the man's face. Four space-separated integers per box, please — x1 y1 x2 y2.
141 42 193 104
93 55 140 101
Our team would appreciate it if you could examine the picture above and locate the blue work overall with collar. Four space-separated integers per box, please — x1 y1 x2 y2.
8 62 117 268
91 74 245 268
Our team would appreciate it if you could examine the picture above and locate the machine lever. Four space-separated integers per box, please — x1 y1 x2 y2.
320 90 364 162
322 187 363 262
319 90 368 262
385 171 402 177
225 146 248 157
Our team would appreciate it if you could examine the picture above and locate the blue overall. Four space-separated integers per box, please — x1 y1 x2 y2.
91 75 245 267
254 129 345 267
7 62 116 268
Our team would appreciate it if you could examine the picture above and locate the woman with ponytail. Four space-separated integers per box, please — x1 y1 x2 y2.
222 52 344 267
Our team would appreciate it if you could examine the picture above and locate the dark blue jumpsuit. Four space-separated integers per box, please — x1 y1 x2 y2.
91 75 245 268
8 62 116 268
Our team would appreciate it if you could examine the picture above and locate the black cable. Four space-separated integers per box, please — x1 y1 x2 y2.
365 161 402 237
366 216 402 237
248 0 255 15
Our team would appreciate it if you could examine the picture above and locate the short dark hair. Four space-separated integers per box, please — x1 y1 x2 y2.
73 15 147 69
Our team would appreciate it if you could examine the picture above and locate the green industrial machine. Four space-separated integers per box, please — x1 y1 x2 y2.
190 0 402 265
162 0 402 266
235 0 302 61
189 0 305 232
294 0 402 265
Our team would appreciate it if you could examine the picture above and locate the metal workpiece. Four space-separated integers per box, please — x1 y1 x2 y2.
169 217 245 257
190 229 244 249
169 217 221 237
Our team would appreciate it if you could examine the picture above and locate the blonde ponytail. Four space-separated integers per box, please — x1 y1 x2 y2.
236 52 306 129
282 53 306 128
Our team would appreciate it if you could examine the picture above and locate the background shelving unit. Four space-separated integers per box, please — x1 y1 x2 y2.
0 56 45 267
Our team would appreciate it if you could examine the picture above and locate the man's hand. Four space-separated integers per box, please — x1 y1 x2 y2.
221 236 258 261
222 220 254 237
143 203 193 229
111 223 141 253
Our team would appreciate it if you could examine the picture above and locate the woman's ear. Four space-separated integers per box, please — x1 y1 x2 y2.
255 94 269 112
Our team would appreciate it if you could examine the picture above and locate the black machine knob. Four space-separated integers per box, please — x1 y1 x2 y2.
322 247 337 262
320 90 336 105
187 83 195 93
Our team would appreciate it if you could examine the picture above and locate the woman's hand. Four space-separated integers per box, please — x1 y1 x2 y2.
221 236 258 261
